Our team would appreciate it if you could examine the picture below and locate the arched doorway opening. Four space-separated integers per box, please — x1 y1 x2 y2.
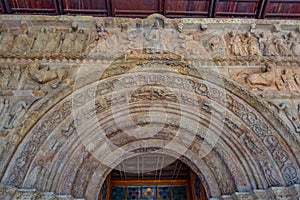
100 153 208 200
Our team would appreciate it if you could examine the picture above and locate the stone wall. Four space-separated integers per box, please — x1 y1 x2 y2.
0 14 299 199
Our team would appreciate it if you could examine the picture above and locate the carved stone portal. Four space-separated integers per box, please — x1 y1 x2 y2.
0 15 299 200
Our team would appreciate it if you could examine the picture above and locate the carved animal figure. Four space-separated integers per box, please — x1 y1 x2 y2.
28 62 67 89
246 63 276 88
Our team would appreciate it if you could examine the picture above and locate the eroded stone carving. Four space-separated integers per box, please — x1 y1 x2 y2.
0 28 14 53
28 62 67 89
261 159 280 186
61 28 76 53
44 27 62 53
231 63 300 95
227 31 259 56
270 101 300 133
12 30 33 54
31 27 48 53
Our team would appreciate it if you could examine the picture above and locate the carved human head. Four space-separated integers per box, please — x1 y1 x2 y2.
71 22 78 32
230 31 236 37
177 23 184 33
79 29 84 34
245 32 251 38
200 23 208 31
273 24 281 32
288 31 296 39
40 27 46 33
153 20 160 29
265 62 275 71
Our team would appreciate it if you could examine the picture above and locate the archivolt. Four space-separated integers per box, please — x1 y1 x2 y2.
2 55 299 199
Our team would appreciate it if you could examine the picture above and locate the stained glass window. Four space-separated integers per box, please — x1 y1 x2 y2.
110 184 188 200
142 186 156 200
111 187 126 200
158 186 171 200
172 186 187 200
127 186 140 200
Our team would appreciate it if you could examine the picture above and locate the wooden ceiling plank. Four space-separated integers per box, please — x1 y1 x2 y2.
208 0 216 17
106 0 111 16
163 0 167 15
0 0 6 13
3 0 11 13
256 0 266 18
55 0 64 15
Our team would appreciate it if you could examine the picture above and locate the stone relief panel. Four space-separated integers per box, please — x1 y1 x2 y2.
0 15 299 61
229 62 300 96
0 21 91 58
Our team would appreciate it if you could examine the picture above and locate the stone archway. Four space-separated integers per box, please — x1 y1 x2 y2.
1 52 299 199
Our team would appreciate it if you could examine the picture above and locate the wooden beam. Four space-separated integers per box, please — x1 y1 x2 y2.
163 0 167 16
55 0 64 15
257 0 268 18
111 179 189 186
210 0 218 18
3 0 11 13
106 0 111 16
0 0 6 13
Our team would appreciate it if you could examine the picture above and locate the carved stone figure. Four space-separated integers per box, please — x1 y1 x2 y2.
0 99 10 132
44 27 62 53
28 62 67 89
245 32 260 56
259 32 278 56
1 100 27 130
74 29 88 54
12 30 33 54
177 23 184 33
31 27 48 53
262 159 280 186
274 36 292 56
61 28 76 53
228 31 244 56
288 31 300 56
207 35 225 53
144 24 162 54
280 69 300 93
0 65 11 88
0 28 14 53
277 102 300 133
244 134 263 154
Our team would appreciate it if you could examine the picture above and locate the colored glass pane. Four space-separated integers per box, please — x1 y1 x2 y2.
158 186 171 200
172 186 187 200
142 186 156 200
127 186 140 200
111 186 126 200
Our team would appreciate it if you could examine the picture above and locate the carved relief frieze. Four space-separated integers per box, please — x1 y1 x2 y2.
0 21 91 59
229 62 300 96
0 15 299 62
